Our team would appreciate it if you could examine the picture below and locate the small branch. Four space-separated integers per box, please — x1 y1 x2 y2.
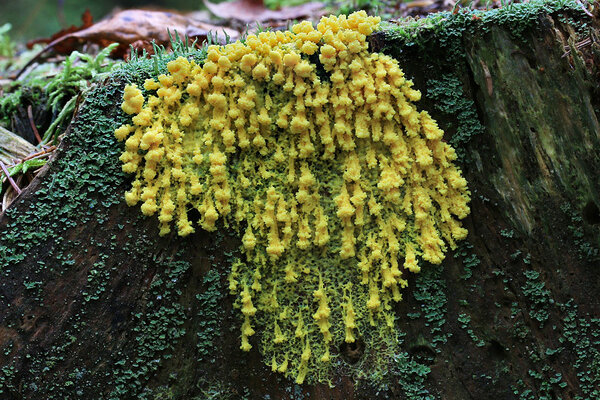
42 95 77 145
576 0 594 17
0 161 22 195
15 34 77 80
27 105 43 144
562 37 593 58
22 146 56 162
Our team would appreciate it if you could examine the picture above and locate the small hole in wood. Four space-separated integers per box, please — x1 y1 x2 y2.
339 338 364 364
582 201 600 225
186 208 201 228
488 339 506 359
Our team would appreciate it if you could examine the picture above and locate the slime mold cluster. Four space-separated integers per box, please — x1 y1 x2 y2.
115 11 470 384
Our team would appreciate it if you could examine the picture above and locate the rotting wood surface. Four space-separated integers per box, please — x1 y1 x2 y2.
1 4 599 399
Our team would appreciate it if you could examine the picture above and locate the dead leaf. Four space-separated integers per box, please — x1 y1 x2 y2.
26 9 239 58
26 9 94 52
404 0 435 8
16 9 241 77
204 0 325 23
70 9 239 47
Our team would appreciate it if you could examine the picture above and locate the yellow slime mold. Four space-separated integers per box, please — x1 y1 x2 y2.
116 11 470 384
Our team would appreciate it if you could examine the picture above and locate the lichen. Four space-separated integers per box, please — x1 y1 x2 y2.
115 11 470 383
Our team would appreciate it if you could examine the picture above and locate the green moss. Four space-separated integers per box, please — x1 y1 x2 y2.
0 23 14 58
426 75 484 161
560 202 600 262
558 301 600 399
0 365 16 396
453 242 480 282
0 86 32 127
392 347 433 400
412 264 450 349
521 270 552 328
382 0 588 49
0 51 202 398
457 312 485 347
108 260 189 399
506 291 600 399
195 269 226 363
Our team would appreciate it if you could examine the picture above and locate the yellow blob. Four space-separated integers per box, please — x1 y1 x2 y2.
121 84 144 114
115 11 470 385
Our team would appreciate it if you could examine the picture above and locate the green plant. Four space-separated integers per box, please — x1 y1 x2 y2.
42 42 119 144
0 23 14 58
7 158 46 176
521 270 551 327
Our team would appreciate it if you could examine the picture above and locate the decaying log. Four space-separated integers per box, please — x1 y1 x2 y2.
1 2 599 399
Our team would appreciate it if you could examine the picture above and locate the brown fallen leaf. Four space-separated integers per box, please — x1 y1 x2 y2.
404 0 435 8
204 0 325 23
63 9 240 48
17 9 241 78
26 9 94 52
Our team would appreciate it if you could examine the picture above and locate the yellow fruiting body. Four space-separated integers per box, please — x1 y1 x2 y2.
116 11 470 384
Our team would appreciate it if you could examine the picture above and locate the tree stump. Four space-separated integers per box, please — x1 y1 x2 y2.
1 2 599 399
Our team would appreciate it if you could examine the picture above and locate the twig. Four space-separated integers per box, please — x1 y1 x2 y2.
27 105 43 144
0 160 21 195
16 37 65 80
576 0 594 17
562 37 593 58
22 145 56 162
